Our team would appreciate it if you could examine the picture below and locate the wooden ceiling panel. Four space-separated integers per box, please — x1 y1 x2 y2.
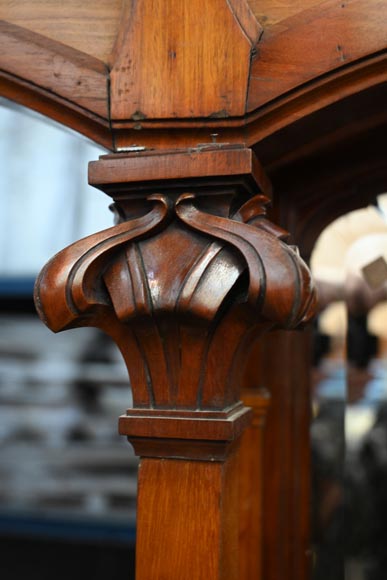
247 0 324 28
0 0 123 65
248 0 387 111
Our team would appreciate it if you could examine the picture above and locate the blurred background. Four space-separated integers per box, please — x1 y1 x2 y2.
311 198 387 580
0 98 137 579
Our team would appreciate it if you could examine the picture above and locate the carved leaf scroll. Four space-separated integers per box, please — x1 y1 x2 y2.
35 190 316 411
34 194 171 332
176 193 316 328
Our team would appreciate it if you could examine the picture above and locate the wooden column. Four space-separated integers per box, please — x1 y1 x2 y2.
132 432 241 579
34 146 316 579
239 329 313 580
239 386 270 579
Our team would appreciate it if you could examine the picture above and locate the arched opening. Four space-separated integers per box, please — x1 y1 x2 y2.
310 195 387 579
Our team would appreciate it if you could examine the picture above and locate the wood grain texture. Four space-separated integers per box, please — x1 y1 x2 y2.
89 146 273 200
248 0 324 28
227 0 263 45
0 20 108 118
248 0 387 111
136 453 239 580
0 0 122 64
0 70 113 148
259 330 313 580
239 388 270 580
110 0 258 120
239 326 314 580
0 0 384 154
0 3 384 578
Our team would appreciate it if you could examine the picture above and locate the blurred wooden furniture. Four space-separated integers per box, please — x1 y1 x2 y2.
1 1 386 578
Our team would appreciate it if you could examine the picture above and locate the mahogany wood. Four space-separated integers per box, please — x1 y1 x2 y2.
0 20 109 118
109 0 261 121
0 0 122 63
0 1 385 153
239 388 270 580
136 453 240 580
247 0 387 111
1 1 385 578
34 146 316 579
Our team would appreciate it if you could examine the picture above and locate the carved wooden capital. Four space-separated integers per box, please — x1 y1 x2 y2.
34 147 316 457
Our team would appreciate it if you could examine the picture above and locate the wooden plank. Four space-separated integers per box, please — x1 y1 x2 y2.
239 387 270 579
0 0 122 65
248 0 387 111
0 20 109 118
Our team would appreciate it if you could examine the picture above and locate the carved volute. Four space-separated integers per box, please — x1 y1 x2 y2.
34 145 316 460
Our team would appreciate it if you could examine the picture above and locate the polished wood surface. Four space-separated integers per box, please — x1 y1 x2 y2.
247 0 387 111
239 388 270 579
0 20 108 118
0 0 122 63
1 1 386 578
110 0 261 120
0 0 385 152
241 331 313 580
136 453 240 580
34 146 316 579
262 330 313 580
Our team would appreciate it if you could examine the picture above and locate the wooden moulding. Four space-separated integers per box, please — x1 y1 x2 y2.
119 403 253 461
88 145 273 199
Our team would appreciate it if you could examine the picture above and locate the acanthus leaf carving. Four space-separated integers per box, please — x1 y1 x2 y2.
35 176 317 413
175 193 316 328
34 194 171 332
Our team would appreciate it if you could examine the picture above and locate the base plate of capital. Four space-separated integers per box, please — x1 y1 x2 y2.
119 403 252 461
